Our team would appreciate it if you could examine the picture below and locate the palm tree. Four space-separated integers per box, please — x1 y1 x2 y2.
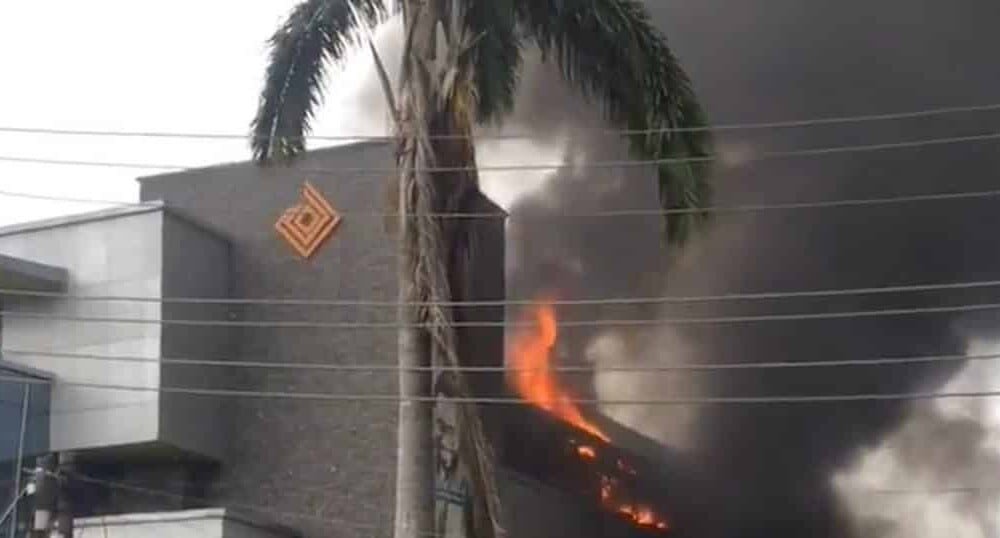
251 2 712 538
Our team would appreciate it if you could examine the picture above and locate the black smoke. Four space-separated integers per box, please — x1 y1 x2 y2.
502 0 1000 536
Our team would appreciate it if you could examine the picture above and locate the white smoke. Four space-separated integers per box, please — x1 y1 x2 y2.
311 7 1000 536
833 339 1000 538
315 14 569 212
587 328 704 452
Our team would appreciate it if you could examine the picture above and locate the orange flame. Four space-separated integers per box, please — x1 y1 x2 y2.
636 508 656 526
600 474 670 532
617 503 670 531
509 303 609 441
617 458 637 476
510 303 669 533
600 476 613 501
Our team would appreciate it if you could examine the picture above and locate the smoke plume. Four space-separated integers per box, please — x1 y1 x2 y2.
502 0 1000 536
323 2 1000 535
833 342 1000 538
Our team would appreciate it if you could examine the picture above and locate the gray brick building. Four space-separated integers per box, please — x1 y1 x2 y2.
0 142 656 538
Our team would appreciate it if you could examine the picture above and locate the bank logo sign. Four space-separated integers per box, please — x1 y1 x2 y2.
275 182 341 259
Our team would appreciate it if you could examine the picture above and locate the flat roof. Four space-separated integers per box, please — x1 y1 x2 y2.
0 202 163 238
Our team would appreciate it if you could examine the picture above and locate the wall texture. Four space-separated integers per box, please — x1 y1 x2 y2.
140 143 404 537
1 143 630 537
137 142 582 538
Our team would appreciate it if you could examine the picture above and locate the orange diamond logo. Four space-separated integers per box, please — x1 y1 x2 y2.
275 182 341 259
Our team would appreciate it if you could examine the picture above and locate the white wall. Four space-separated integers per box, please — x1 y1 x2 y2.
74 509 293 538
0 205 230 460
0 207 163 452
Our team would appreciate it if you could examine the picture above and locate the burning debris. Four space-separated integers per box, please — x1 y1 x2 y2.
507 302 672 534
566 437 671 533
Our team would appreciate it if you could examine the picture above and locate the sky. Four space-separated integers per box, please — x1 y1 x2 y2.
0 1 384 226
0 1 560 228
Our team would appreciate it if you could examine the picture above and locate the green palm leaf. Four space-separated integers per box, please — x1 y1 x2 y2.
463 0 521 124
251 0 387 162
515 0 714 244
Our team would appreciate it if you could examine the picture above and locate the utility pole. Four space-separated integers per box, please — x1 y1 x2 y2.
54 453 74 538
0 484 32 536
393 1 438 538
29 454 56 538
9 383 31 538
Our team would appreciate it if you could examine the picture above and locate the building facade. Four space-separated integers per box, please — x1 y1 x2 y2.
0 142 609 538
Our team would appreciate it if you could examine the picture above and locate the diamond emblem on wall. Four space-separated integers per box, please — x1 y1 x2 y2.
275 182 341 259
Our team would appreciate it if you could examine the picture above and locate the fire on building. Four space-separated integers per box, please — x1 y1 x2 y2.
504 302 673 536
0 142 700 538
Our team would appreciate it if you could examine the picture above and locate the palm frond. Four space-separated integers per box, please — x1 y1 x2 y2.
517 0 713 244
654 95 713 244
463 0 521 124
251 0 386 162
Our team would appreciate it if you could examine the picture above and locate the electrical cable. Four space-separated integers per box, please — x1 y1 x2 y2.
4 186 1000 220
2 101 999 141
3 348 999 374
3 276 1000 308
1 131 998 173
3 301 1000 329
7 374 1000 406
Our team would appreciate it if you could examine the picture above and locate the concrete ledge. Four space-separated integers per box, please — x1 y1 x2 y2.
75 508 300 538
0 254 68 292
0 359 54 381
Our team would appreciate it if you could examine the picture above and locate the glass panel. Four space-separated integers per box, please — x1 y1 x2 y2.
22 383 48 462
0 378 26 538
0 366 49 538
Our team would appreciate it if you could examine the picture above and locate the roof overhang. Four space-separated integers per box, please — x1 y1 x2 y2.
0 254 68 292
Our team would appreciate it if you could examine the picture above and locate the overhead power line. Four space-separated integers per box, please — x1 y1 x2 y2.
2 277 1000 308
854 486 1000 495
1 131 998 173
2 101 999 142
6 374 1000 406
3 186 1000 220
3 301 1000 329
56 468 1000 538
0 189 158 207
4 348 999 374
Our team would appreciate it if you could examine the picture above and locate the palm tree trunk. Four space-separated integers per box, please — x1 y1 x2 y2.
393 2 439 536
394 2 503 538
394 173 435 538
